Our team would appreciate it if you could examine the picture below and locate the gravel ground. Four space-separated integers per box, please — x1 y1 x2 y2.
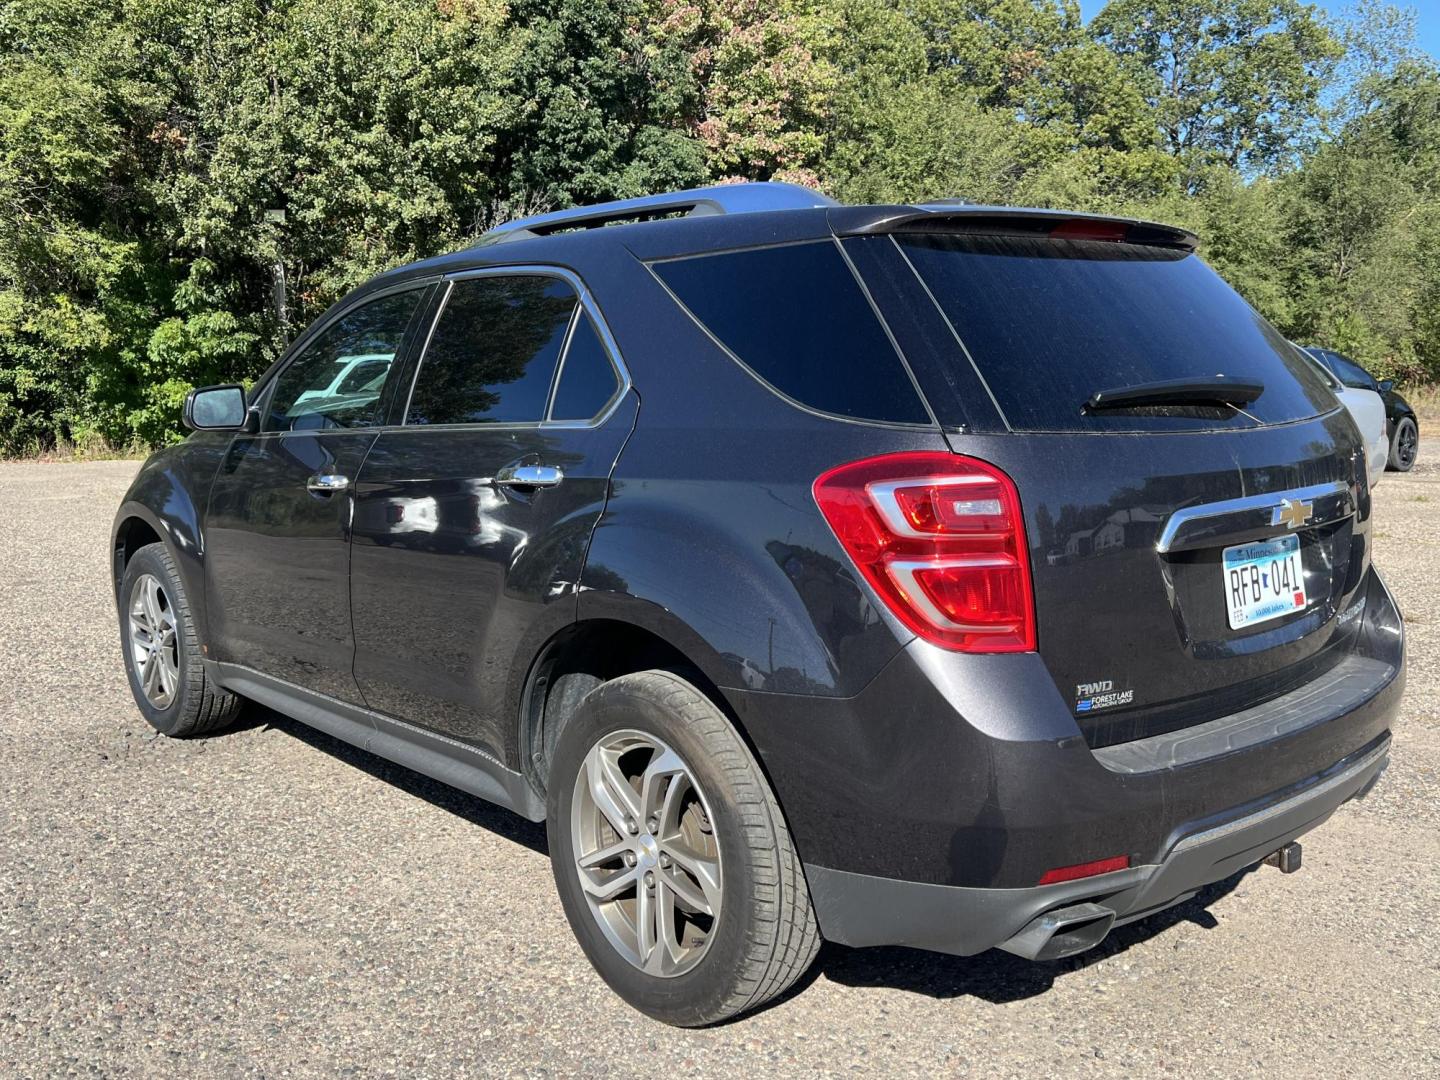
2 446 1438 1078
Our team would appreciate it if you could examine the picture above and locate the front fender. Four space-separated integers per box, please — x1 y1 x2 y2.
110 434 231 643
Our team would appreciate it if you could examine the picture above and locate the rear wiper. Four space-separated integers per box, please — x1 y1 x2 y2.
1085 376 1264 411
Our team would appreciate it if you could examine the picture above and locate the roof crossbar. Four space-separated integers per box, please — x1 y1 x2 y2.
478 182 837 245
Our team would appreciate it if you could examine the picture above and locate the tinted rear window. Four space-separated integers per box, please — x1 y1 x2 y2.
1321 350 1377 391
551 314 621 421
897 234 1336 432
407 276 575 426
652 242 929 425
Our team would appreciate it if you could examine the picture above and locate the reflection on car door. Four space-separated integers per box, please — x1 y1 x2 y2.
349 271 635 757
204 285 432 700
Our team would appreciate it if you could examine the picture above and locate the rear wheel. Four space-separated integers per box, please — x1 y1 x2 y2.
119 542 240 737
547 670 819 1025
1388 417 1418 472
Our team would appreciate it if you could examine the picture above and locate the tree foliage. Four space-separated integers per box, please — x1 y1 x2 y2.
1 0 1437 454
1092 0 1341 179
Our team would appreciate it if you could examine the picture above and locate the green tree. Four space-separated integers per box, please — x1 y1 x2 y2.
497 0 708 205
1091 0 1342 183
1280 60 1440 380
4 0 1440 454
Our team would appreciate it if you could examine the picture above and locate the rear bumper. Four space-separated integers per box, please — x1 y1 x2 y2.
728 563 1402 955
807 735 1389 958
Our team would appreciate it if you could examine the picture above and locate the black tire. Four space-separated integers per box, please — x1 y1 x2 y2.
547 670 820 1026
118 541 240 737
1388 417 1419 472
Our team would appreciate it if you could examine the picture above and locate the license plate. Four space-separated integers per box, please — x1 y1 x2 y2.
1222 535 1307 630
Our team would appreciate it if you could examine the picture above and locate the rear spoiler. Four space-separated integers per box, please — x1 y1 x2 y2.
828 204 1199 252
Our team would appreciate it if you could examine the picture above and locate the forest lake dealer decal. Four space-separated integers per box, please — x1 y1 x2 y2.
1075 679 1135 713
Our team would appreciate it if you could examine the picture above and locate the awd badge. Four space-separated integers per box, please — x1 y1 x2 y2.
1075 679 1134 713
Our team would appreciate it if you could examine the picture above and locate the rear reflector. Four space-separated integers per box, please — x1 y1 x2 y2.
1037 855 1131 886
813 452 1036 652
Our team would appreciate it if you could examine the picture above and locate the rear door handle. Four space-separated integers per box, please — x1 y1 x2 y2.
495 464 564 489
306 473 351 495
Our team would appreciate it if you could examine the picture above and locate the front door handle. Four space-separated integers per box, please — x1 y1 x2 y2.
495 464 564 489
306 473 351 495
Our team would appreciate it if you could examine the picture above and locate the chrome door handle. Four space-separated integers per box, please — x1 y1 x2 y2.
306 473 351 494
495 464 564 489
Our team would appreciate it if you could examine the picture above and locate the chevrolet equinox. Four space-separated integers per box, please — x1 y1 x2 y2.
112 182 1405 1025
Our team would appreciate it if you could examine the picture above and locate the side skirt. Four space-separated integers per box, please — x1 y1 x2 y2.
209 661 546 822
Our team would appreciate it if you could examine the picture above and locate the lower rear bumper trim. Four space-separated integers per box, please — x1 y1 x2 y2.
805 736 1390 958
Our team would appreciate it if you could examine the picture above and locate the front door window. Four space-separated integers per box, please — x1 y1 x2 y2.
265 290 425 431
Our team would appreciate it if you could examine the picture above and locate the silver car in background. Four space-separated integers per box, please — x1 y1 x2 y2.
1297 346 1389 489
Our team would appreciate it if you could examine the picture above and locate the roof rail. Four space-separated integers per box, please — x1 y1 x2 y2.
477 182 837 245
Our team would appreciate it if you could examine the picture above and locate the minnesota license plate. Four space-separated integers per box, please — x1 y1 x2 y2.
1222 535 1307 630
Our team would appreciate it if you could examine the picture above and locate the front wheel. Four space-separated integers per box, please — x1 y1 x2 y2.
547 670 819 1026
118 542 240 737
1388 417 1419 472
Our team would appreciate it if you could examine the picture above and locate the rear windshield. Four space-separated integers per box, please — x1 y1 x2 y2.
1315 349 1378 392
896 234 1337 432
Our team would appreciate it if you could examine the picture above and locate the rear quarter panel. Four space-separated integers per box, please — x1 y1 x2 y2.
573 240 946 697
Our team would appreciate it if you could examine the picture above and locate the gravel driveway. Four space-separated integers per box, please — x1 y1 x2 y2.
2 447 1438 1078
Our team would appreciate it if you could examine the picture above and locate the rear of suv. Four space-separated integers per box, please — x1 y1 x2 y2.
112 183 1404 1026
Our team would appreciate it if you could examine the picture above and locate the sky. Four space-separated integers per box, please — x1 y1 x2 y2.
1076 2 1440 61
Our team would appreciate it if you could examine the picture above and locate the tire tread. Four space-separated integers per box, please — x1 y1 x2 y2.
123 542 240 737
583 670 820 1022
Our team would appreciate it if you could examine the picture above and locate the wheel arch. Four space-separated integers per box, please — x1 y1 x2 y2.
517 616 750 800
113 511 165 589
111 503 185 599
110 443 221 645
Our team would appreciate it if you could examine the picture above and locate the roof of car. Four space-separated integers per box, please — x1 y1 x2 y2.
362 182 1200 296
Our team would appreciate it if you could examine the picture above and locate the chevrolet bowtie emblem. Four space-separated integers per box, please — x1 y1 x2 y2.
1272 497 1314 530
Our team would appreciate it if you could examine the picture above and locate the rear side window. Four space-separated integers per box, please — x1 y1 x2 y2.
1299 348 1341 388
896 234 1337 432
407 276 575 425
551 314 621 420
652 242 929 425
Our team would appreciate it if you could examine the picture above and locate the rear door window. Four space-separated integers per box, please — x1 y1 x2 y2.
652 242 929 425
407 276 576 425
895 234 1337 432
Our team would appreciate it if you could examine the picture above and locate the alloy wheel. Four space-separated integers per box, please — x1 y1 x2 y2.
1397 421 1418 469
128 573 179 709
570 729 723 977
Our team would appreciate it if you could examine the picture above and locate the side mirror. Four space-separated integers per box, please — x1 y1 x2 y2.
183 384 248 431
1378 379 1395 393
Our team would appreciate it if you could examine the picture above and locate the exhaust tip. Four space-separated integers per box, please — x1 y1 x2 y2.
998 902 1117 961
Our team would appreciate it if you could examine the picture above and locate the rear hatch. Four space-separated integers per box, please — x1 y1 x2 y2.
843 217 1370 747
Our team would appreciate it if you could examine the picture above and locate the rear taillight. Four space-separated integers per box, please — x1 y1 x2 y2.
813 452 1036 652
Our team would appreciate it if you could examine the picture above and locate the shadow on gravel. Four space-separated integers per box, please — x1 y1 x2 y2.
245 704 549 857
800 871 1249 1007
228 702 1254 1017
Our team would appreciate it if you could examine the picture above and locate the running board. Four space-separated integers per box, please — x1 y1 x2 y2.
208 662 546 821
